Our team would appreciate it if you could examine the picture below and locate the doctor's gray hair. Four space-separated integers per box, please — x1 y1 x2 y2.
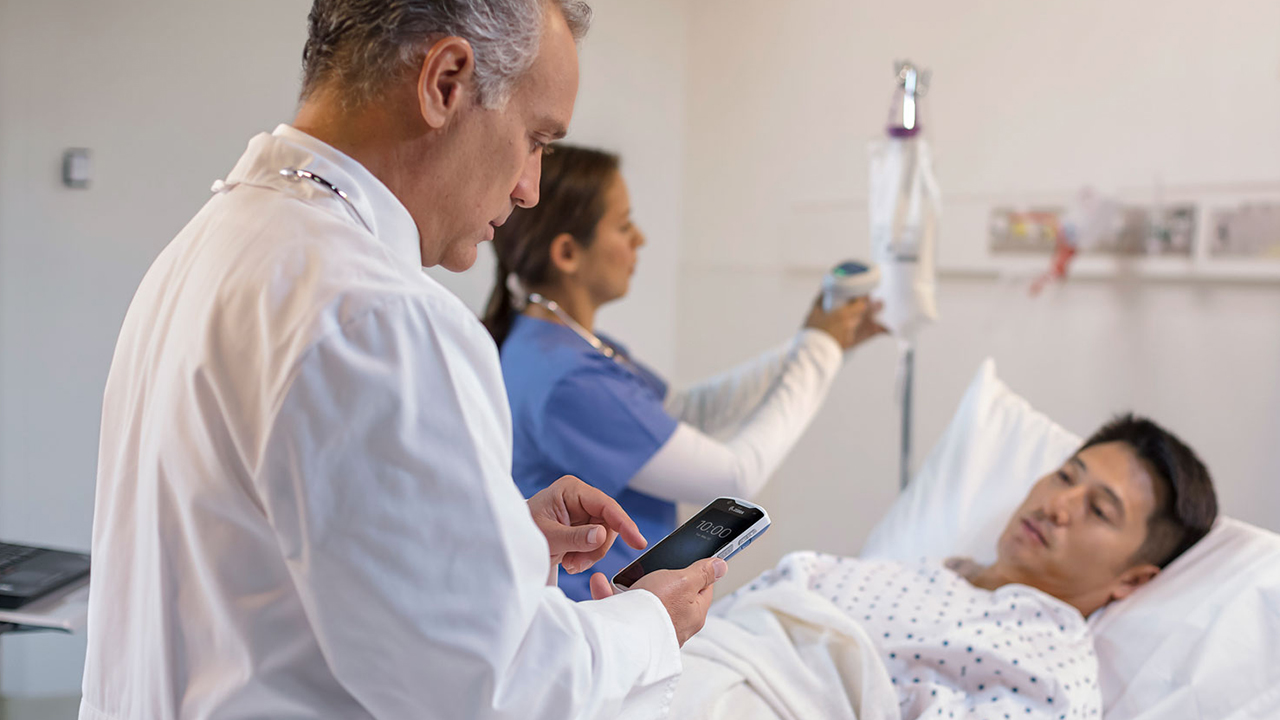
301 0 591 109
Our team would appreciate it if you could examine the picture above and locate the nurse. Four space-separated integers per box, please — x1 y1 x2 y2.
484 146 885 601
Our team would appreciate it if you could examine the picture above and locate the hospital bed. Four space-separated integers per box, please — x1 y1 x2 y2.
674 358 1279 720
859 359 1280 720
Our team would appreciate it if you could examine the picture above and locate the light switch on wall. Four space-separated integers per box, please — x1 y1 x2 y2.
61 148 91 189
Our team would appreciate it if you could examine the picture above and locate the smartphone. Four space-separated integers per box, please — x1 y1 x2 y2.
611 497 770 591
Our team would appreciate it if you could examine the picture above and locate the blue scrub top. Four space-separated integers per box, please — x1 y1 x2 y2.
501 314 678 601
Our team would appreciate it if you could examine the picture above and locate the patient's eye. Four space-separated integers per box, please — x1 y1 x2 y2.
1090 503 1106 520
1056 470 1072 484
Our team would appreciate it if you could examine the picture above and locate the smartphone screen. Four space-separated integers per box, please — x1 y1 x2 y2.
612 499 765 589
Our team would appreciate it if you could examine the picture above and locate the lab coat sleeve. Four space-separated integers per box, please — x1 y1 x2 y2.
663 330 838 438
629 329 843 504
255 294 682 720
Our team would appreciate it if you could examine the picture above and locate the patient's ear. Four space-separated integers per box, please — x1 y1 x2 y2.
1109 563 1160 603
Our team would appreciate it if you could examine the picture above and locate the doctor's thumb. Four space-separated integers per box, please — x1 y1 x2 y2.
559 523 606 551
694 558 729 589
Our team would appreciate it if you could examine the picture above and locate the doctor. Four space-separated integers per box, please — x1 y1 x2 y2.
484 145 885 601
80 2 722 719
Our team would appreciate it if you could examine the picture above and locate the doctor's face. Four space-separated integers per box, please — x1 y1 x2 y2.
434 9 579 272
996 441 1161 611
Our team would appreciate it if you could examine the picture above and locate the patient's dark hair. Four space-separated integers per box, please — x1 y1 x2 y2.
1080 413 1217 569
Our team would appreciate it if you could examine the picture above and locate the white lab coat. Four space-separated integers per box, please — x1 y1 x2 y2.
80 125 681 720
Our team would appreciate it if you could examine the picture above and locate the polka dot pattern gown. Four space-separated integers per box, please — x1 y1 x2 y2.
729 552 1103 720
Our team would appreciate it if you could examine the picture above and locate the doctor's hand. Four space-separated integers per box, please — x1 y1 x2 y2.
588 558 727 646
804 295 887 351
528 475 648 576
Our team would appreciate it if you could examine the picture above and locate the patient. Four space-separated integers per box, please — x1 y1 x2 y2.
685 414 1217 720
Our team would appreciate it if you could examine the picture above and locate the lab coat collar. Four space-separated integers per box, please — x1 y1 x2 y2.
218 124 423 269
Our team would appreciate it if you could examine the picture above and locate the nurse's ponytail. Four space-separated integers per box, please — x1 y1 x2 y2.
482 145 621 347
481 259 520 348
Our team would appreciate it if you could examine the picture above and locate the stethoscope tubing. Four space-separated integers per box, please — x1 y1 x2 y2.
279 168 372 233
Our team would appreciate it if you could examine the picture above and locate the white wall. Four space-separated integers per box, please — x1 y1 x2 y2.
675 0 1280 594
0 0 689 700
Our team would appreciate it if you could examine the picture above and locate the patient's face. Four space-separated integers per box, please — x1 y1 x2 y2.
995 441 1160 613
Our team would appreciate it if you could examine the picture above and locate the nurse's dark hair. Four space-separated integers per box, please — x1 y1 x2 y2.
482 144 620 346
1079 413 1217 569
300 0 591 109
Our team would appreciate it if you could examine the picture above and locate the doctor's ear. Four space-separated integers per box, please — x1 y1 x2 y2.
417 36 476 129
548 233 582 275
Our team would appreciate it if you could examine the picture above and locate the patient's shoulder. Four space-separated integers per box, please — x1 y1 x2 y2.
943 556 983 581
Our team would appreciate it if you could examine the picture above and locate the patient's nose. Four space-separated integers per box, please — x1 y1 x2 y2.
1045 488 1081 525
1040 504 1067 526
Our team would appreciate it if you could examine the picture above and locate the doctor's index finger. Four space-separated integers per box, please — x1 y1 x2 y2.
598 499 647 550
571 481 647 550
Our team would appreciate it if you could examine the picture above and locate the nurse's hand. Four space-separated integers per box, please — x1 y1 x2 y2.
804 295 887 350
528 475 648 575
588 558 727 646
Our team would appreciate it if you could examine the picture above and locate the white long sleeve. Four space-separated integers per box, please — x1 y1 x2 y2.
629 330 843 504
662 332 822 437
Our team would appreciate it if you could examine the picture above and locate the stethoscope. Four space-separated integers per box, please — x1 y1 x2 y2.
525 291 633 368
279 168 372 233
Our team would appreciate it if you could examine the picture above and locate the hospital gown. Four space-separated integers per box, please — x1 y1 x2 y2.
729 552 1103 720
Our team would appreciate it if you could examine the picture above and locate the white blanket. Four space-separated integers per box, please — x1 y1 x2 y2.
672 581 902 720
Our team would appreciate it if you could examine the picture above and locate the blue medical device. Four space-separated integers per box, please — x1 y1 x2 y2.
821 260 881 312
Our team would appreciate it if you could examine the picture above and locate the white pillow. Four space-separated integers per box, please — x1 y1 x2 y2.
1089 517 1280 720
859 358 1081 564
860 358 1280 720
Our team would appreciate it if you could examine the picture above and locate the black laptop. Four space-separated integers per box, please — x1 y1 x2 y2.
0 541 91 610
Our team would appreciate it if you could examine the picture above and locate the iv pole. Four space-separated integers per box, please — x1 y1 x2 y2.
874 60 934 491
900 346 914 490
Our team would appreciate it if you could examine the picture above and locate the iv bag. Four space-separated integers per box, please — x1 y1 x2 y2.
869 136 941 343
